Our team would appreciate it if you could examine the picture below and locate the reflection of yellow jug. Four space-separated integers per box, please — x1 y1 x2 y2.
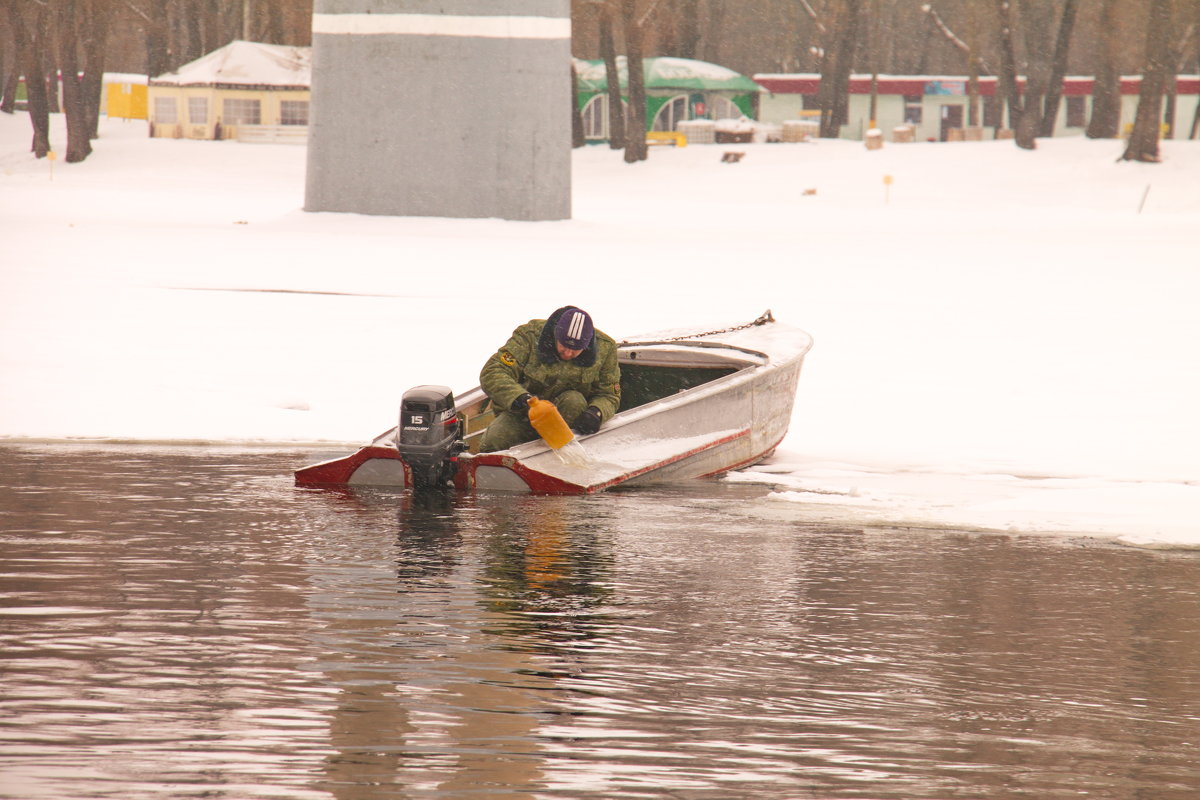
528 397 574 449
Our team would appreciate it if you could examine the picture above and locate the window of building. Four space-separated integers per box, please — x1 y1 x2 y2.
153 97 178 124
708 96 740 120
1066 96 1087 128
903 94 923 124
652 95 688 131
280 100 309 125
222 98 261 125
801 94 821 111
581 95 630 140
187 97 207 125
581 95 606 139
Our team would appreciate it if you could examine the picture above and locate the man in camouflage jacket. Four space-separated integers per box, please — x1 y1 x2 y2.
479 306 621 452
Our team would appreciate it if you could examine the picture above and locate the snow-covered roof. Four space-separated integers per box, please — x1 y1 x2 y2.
575 56 760 94
151 41 311 89
104 72 149 85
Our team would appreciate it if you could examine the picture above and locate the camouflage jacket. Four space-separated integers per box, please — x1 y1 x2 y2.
480 314 621 421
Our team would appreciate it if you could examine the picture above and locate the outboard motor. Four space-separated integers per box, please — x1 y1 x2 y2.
397 385 466 490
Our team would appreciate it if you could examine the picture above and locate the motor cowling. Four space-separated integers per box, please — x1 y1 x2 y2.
397 385 466 490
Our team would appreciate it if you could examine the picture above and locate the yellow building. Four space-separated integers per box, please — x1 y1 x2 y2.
148 40 310 140
104 73 149 120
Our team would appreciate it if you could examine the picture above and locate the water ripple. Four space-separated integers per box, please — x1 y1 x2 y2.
3 447 1200 798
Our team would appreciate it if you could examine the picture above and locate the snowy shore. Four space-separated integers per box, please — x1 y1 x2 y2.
2 113 1197 548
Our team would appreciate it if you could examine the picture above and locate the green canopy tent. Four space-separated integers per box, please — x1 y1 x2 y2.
574 56 760 142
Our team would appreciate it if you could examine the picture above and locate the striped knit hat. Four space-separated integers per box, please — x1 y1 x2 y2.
554 307 594 350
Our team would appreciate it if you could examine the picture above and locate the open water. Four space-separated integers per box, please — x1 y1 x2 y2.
2 444 1200 800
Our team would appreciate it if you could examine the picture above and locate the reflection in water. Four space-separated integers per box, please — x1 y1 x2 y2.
2 445 1200 799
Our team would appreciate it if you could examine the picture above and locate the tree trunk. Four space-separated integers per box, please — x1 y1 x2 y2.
914 9 933 74
675 0 701 60
1161 22 1198 141
922 2 985 128
146 0 171 77
1192 7 1200 138
14 4 52 157
170 0 203 70
2 4 21 114
571 62 585 148
1014 75 1043 150
1086 0 1122 139
818 0 862 139
599 7 624 150
964 53 980 128
1164 81 1177 139
0 4 14 113
53 0 93 163
994 0 1031 148
81 0 111 140
867 0 879 127
264 0 287 44
1122 0 1173 162
1038 0 1079 138
868 71 877 128
622 0 647 163
243 0 255 40
702 0 725 67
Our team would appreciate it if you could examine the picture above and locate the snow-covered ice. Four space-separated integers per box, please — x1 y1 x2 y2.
2 112 1197 548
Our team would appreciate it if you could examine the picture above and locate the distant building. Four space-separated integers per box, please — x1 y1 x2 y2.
148 41 310 140
576 56 761 142
754 74 1200 142
104 73 148 120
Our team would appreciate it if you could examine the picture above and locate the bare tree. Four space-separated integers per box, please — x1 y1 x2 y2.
1192 0 1200 139
12 2 52 158
656 0 700 59
52 0 94 162
45 0 117 162
1162 18 1198 138
983 0 1078 149
0 4 18 114
993 0 1025 142
1037 0 1080 138
598 3 625 150
923 3 990 128
571 61 586 148
621 0 648 162
81 0 113 139
702 0 725 66
1123 0 1174 161
1086 0 1122 139
816 0 863 138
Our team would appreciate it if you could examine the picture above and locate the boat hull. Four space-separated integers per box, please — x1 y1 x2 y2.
294 317 811 495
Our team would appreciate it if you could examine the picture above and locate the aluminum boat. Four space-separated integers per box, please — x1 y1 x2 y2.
294 312 813 494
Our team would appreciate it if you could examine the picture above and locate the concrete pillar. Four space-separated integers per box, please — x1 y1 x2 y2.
305 0 571 221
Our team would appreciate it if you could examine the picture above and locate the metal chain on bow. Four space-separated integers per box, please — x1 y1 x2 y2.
647 310 775 343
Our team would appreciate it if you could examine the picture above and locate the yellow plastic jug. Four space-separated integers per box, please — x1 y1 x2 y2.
527 397 574 449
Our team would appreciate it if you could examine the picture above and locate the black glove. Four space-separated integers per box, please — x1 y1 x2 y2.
511 393 533 413
573 405 603 435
